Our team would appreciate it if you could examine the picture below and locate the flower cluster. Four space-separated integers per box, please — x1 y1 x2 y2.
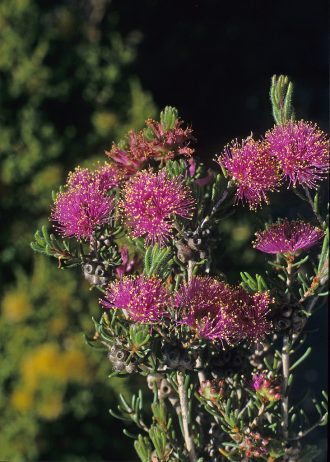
52 165 116 240
266 120 329 189
175 277 272 344
106 118 194 177
122 170 195 245
252 373 281 402
218 121 329 209
253 219 324 255
100 275 170 323
175 277 237 343
236 430 270 459
143 118 194 160
199 379 226 402
217 138 280 209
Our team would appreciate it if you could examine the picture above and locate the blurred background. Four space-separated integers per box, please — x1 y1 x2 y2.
0 0 328 460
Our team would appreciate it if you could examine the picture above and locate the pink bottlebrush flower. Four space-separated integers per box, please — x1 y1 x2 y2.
67 167 93 189
105 118 194 175
122 170 195 245
175 277 239 343
231 287 272 342
94 162 122 190
175 277 272 344
116 247 137 278
128 129 157 160
253 219 324 255
105 143 147 177
52 184 114 240
144 118 195 160
217 138 281 209
265 120 330 189
100 275 170 323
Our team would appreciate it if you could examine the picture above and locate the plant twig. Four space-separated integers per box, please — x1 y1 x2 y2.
282 335 290 441
303 187 324 228
195 356 206 386
177 371 197 462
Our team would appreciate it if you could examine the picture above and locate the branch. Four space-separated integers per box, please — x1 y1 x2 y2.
177 371 197 462
303 187 324 228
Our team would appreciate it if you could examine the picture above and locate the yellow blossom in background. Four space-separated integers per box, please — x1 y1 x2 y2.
49 315 68 335
11 388 34 411
21 343 92 387
37 393 64 420
1 290 32 322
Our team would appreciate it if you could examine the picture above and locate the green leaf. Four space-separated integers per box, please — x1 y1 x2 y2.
134 435 152 462
270 75 295 124
160 106 178 131
289 347 312 371
143 244 172 279
149 425 167 459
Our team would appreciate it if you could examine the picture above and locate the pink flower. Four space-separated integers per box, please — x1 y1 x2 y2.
105 118 194 176
67 167 92 189
51 166 115 240
231 288 272 341
144 118 195 160
100 275 170 323
94 162 122 190
105 143 147 177
122 170 195 245
175 277 237 343
253 219 324 255
265 120 329 189
217 138 280 209
175 277 272 344
252 373 281 402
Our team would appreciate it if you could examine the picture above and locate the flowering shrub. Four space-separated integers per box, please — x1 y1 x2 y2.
32 76 329 461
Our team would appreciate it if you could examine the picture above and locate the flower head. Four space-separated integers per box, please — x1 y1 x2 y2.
217 138 280 209
122 170 195 245
175 277 237 342
100 275 170 323
252 373 281 402
199 379 226 402
253 219 324 255
230 288 272 341
51 166 115 240
144 118 195 160
105 118 194 176
105 143 147 177
266 120 329 189
175 277 272 344
94 162 122 190
67 167 92 189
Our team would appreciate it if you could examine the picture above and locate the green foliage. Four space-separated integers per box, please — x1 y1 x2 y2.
0 0 156 273
165 158 188 178
160 106 179 131
0 257 132 461
31 225 81 267
134 434 153 462
270 74 295 125
143 244 173 279
240 272 268 292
